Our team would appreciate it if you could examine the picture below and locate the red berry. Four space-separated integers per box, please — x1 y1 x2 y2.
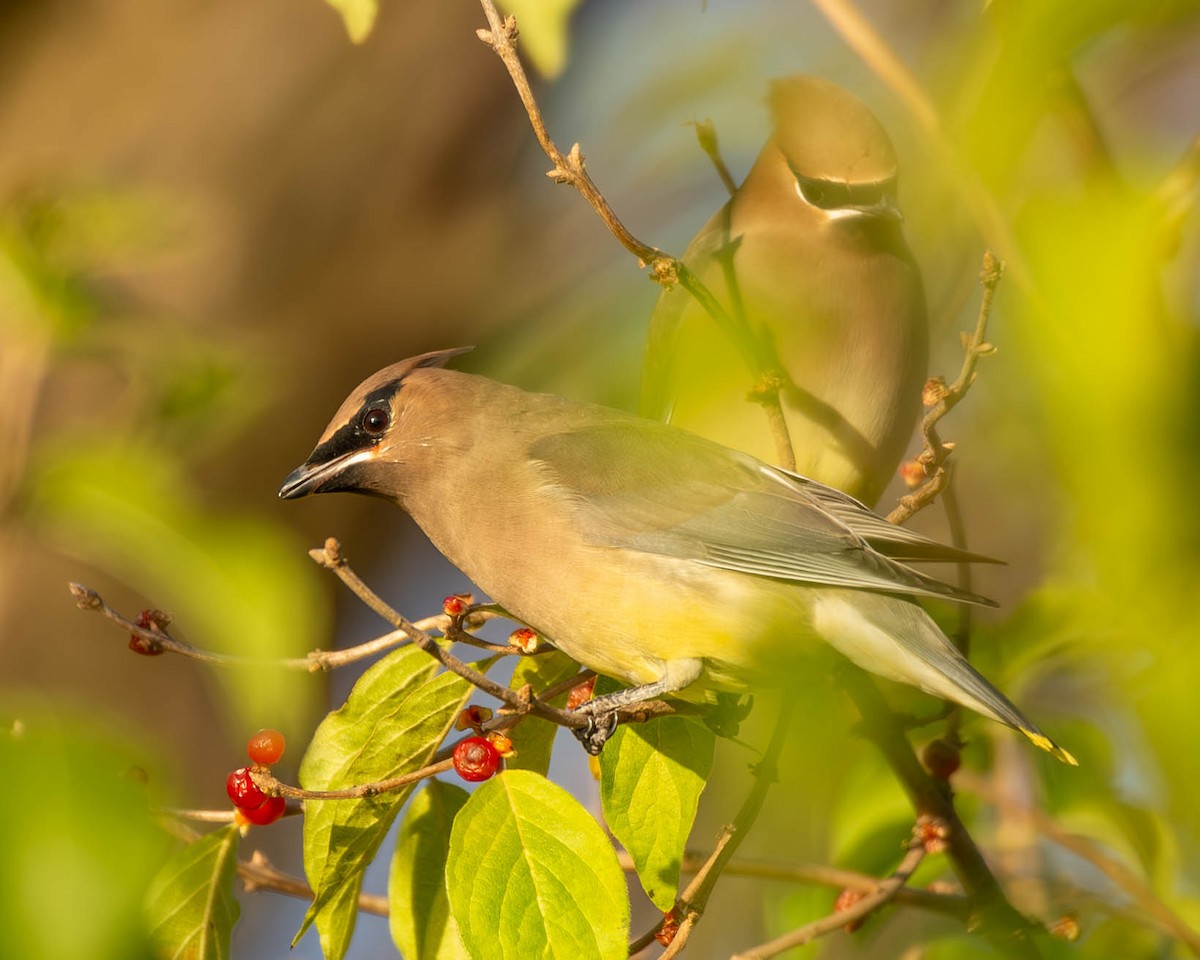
247 728 286 766
237 795 286 826
922 738 961 779
452 736 501 782
226 767 266 810
442 594 471 618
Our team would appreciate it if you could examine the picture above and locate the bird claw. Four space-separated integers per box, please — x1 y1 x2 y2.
572 707 619 755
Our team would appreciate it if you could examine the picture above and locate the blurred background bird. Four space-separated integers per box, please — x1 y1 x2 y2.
643 74 928 505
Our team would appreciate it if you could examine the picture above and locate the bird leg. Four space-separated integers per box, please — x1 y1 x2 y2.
571 659 703 755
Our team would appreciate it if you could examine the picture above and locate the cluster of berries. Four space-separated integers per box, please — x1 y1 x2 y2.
226 729 288 827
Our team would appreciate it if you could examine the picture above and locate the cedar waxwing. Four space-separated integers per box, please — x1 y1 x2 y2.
643 75 928 504
280 349 1074 764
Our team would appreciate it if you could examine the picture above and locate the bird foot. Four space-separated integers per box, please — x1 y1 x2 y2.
571 705 619 755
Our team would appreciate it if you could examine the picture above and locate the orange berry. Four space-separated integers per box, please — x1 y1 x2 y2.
247 729 286 766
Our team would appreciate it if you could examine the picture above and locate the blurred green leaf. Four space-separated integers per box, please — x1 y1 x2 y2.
26 438 324 734
296 647 480 960
0 707 167 960
446 769 629 960
505 650 581 775
496 0 581 78
145 825 241 960
599 715 714 910
389 780 471 960
325 0 377 43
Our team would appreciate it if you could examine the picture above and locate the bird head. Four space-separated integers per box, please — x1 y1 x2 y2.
768 74 903 222
278 346 472 502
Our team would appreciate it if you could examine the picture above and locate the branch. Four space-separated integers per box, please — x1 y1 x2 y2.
618 849 968 921
160 818 388 916
643 700 797 958
690 119 738 197
731 839 926 959
958 771 1200 956
311 538 683 735
67 581 444 672
842 669 1044 958
251 758 455 802
473 0 796 470
888 251 1003 525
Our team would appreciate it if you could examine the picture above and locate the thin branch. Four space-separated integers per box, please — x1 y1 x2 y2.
251 758 455 801
731 841 926 959
617 849 968 920
958 771 1200 956
475 5 659 264
160 818 388 916
841 669 1043 958
691 119 738 196
311 538 681 734
474 0 796 470
888 251 1003 525
67 581 444 672
647 700 797 959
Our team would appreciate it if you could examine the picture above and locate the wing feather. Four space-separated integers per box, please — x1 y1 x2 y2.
530 421 996 606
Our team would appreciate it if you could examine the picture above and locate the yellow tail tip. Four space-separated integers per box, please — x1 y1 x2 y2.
1023 729 1078 766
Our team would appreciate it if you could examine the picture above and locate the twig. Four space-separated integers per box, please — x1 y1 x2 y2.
311 538 680 734
473 0 796 471
67 581 445 672
160 818 388 916
731 840 926 959
690 119 738 196
957 771 1200 956
617 849 968 920
644 700 797 959
842 670 1044 958
251 758 455 801
888 251 1003 525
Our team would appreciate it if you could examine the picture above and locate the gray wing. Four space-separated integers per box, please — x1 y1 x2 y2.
530 421 996 606
779 470 1003 564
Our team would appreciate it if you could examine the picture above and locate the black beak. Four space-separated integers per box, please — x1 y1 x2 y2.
278 450 365 500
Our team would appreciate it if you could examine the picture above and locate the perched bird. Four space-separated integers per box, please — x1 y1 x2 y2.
280 349 1073 764
643 75 928 504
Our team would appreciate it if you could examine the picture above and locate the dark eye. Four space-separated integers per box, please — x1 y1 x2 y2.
361 406 389 435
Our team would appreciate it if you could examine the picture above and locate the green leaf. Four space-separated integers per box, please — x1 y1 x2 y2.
599 716 714 910
505 650 581 775
496 0 581 78
389 780 471 960
325 0 377 43
296 646 480 960
0 708 167 960
145 825 241 960
446 769 629 960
